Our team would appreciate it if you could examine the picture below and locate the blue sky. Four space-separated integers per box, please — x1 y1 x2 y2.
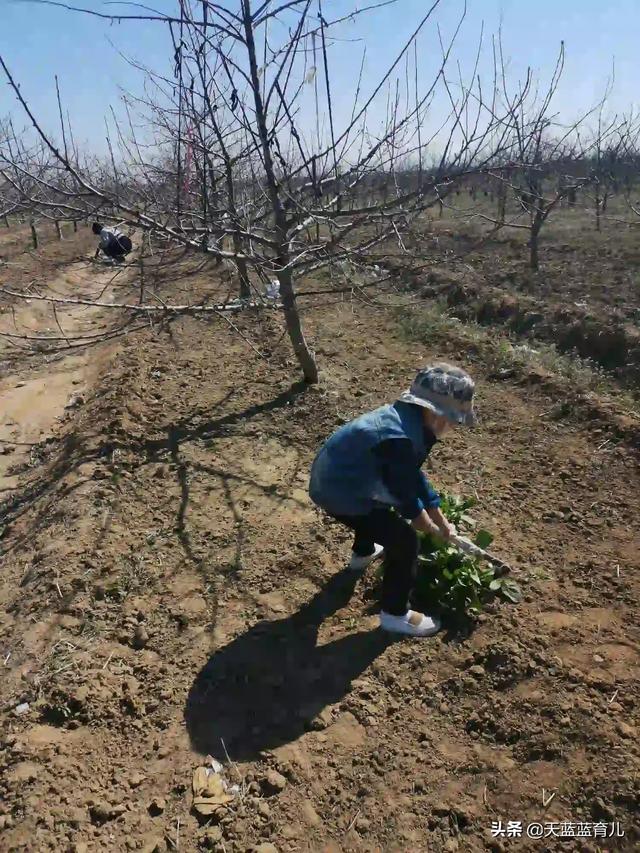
1 0 638 155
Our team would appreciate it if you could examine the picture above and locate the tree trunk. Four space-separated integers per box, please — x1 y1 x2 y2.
278 267 318 382
594 184 601 231
242 0 318 383
73 220 78 233
529 221 541 271
30 219 38 250
207 115 250 300
227 224 250 298
235 239 251 300
55 220 63 240
497 186 506 225
3 215 9 229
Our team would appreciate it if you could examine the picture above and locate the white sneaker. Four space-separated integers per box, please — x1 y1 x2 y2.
347 543 384 572
379 609 441 637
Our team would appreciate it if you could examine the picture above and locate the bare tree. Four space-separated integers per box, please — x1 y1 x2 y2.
581 100 634 231
475 42 622 271
593 113 640 229
1 0 527 380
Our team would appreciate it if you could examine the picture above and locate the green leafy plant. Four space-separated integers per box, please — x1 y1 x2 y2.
437 493 477 527
413 492 522 617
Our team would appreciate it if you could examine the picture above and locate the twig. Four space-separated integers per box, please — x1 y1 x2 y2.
139 255 145 305
220 738 243 783
52 303 70 345
345 809 361 834
215 310 268 361
52 661 75 676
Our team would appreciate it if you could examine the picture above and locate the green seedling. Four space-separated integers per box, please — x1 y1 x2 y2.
414 492 521 615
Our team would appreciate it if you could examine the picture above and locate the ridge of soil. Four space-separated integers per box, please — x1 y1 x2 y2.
384 256 640 387
1 237 639 852
379 210 640 390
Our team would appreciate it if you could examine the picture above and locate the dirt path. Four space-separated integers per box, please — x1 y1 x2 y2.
0 221 79 263
0 255 130 496
0 257 638 852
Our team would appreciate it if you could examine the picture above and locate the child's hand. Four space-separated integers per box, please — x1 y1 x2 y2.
427 507 456 541
413 509 455 542
438 519 457 541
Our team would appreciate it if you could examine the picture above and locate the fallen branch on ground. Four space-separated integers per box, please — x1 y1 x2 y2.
0 286 278 315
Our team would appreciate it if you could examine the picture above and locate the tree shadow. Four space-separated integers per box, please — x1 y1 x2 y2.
0 430 104 557
1 375 321 704
1 381 308 555
160 381 308 571
144 380 308 456
184 568 391 762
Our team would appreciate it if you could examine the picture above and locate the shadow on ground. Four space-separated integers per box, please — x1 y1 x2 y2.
184 568 391 761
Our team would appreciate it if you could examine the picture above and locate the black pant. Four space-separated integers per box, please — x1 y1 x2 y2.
104 234 132 259
103 243 126 259
332 508 418 616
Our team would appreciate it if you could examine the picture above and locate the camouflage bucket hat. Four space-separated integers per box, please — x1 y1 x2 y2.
398 363 476 426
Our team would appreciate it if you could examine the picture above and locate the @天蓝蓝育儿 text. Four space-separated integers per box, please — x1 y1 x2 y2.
490 820 624 839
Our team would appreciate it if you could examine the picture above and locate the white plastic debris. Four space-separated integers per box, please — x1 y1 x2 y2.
264 280 280 300
14 703 30 717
